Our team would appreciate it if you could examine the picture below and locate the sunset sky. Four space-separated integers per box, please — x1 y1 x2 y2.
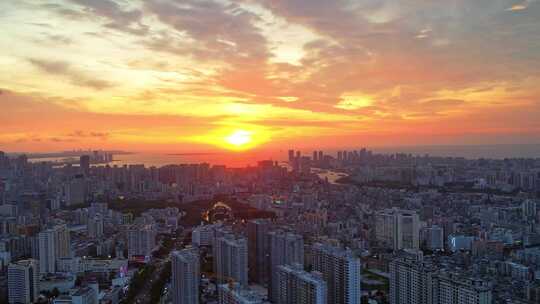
1 0 540 153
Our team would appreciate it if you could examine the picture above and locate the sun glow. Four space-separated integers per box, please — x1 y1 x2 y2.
225 130 253 147
189 126 272 151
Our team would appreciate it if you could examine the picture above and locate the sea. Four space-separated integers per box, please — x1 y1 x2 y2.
27 144 540 168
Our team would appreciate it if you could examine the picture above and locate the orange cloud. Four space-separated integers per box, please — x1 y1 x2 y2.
0 0 539 153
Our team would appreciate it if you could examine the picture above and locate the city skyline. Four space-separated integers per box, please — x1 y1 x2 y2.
2 0 540 153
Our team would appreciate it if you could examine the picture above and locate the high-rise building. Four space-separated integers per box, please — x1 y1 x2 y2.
436 272 492 304
389 256 437 304
38 224 71 274
522 199 537 220
276 264 327 304
89 202 108 217
71 286 99 304
268 231 304 302
80 155 90 176
447 235 474 252
424 226 444 251
389 255 492 304
218 283 268 304
299 156 311 174
87 216 104 239
172 249 200 304
214 234 248 287
375 208 420 251
313 151 318 162
0 204 18 217
0 151 7 169
192 223 226 247
55 224 71 259
311 243 361 304
8 259 39 304
288 150 295 163
127 225 156 258
247 219 271 284
65 175 87 206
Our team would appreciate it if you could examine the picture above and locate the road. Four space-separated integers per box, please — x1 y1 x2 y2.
130 228 192 304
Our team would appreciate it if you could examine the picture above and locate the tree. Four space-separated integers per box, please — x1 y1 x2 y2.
150 261 172 303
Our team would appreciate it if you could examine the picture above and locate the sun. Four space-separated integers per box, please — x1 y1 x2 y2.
191 128 269 151
225 130 253 148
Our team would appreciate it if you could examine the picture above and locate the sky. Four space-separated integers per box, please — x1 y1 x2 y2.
1 0 540 153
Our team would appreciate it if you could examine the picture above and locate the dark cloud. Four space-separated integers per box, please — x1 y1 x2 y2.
28 59 70 74
144 0 268 65
420 99 466 109
13 135 43 143
50 137 77 143
67 0 148 35
67 130 109 140
44 34 73 45
27 58 114 90
90 132 109 138
27 22 54 29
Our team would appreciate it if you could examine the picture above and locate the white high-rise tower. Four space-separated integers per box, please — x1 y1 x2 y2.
172 248 200 304
311 243 361 304
214 234 248 287
8 259 39 304
268 231 304 302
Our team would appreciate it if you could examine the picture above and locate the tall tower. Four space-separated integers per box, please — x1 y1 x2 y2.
389 256 434 304
276 264 327 304
522 199 537 220
127 225 156 258
54 224 71 259
396 210 420 250
425 225 444 251
8 259 39 304
389 255 492 304
172 248 200 304
311 243 361 304
87 215 104 238
80 155 90 176
268 231 304 302
65 175 87 206
38 224 71 274
38 229 56 274
375 209 420 251
247 219 271 284
214 234 249 287
288 150 295 163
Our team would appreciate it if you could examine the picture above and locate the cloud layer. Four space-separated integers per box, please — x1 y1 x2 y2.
1 0 539 151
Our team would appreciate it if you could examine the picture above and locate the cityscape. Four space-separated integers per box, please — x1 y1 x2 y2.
2 0 540 304
1 149 540 304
